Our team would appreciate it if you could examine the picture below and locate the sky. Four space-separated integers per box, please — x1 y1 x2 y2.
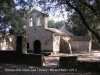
27 6 69 22
14 0 69 22
49 11 68 22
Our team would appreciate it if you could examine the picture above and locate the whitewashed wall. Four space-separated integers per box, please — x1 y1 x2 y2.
26 10 53 52
53 34 60 53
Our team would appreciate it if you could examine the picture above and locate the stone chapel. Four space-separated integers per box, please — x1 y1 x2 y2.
25 8 92 54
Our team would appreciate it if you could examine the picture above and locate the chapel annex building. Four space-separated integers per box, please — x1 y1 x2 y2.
25 8 92 54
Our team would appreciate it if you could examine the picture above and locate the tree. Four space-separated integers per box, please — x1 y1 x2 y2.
0 0 26 35
63 0 100 44
1 0 100 44
48 19 66 29
36 0 100 44
67 1 100 46
55 21 66 29
48 19 55 28
0 0 14 34
9 9 26 35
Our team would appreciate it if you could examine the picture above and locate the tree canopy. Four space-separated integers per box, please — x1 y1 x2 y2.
0 0 26 34
36 0 100 44
0 0 100 44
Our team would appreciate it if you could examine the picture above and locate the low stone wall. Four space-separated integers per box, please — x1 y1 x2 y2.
59 56 100 71
78 61 100 71
0 35 27 53
21 53 44 66
0 51 44 66
59 56 78 68
70 41 91 52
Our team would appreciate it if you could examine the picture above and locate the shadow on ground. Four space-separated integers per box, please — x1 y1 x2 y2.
0 62 100 75
0 51 100 75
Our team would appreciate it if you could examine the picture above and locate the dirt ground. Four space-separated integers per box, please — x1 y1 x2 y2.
50 50 100 62
0 51 100 75
0 62 100 75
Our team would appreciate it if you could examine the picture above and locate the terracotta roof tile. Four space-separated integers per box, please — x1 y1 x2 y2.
46 28 74 36
70 36 91 41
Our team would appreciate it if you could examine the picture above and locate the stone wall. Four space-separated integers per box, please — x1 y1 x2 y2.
70 40 91 52
21 54 44 66
53 35 60 53
78 61 100 71
59 56 78 68
26 27 53 52
60 36 71 53
0 35 16 50
26 10 53 52
59 56 100 71
0 51 44 66
22 36 27 53
0 35 27 53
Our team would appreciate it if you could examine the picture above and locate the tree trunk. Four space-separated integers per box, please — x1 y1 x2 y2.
65 1 100 44
75 8 100 44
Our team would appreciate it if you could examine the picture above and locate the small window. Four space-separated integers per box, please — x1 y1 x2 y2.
27 43 29 49
29 16 33 27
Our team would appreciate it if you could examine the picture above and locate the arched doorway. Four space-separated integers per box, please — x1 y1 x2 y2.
34 40 41 53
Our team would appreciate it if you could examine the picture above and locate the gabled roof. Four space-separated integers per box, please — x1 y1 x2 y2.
59 25 74 36
70 36 91 41
46 28 74 36
26 8 48 18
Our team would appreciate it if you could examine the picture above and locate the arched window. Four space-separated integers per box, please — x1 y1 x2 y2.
29 16 33 27
37 15 42 26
